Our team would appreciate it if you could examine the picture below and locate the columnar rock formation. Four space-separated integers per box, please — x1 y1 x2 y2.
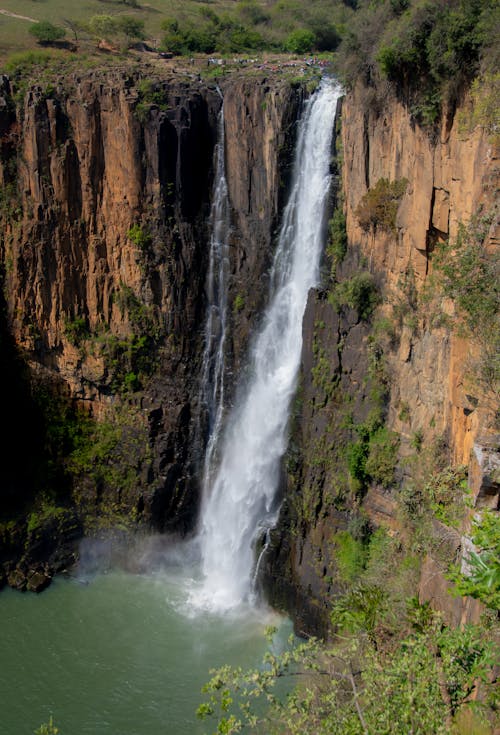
263 81 499 634
0 69 497 623
0 70 303 588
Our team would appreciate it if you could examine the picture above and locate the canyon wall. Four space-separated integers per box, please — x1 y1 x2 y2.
263 80 499 635
0 65 497 620
0 69 303 589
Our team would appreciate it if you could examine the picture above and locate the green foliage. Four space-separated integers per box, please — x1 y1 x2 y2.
4 50 56 76
433 211 500 401
410 427 424 452
160 10 267 56
29 21 66 46
64 316 90 347
450 510 500 610
68 403 150 517
26 499 67 537
365 426 399 488
134 80 169 122
334 0 498 126
127 223 152 251
331 583 388 638
332 530 367 583
423 465 468 528
347 439 369 491
398 401 410 422
459 72 500 145
284 29 315 54
328 271 379 320
34 717 59 735
198 617 498 735
88 14 144 48
237 1 270 26
118 17 145 41
325 207 347 275
355 177 408 233
232 293 245 313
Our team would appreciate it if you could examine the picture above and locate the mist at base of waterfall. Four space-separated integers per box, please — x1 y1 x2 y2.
0 551 292 735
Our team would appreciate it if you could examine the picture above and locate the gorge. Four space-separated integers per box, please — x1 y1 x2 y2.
0 40 498 734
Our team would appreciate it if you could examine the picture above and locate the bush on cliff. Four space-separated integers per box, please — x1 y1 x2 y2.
432 210 500 404
355 177 408 233
328 271 379 321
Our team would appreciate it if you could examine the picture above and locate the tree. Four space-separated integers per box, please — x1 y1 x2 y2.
117 16 145 42
198 619 497 735
88 14 145 49
29 21 66 46
89 14 118 42
284 29 315 54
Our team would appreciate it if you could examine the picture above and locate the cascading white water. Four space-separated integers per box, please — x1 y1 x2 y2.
200 97 231 491
195 79 342 611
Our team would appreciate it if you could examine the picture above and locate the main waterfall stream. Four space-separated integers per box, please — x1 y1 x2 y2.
196 79 341 610
0 79 341 733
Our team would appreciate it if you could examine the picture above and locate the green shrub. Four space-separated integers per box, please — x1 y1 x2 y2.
35 717 59 735
459 72 500 145
325 207 347 274
5 50 55 76
410 428 424 452
284 29 315 54
332 530 368 583
371 0 494 125
423 465 469 528
365 426 399 488
64 316 90 347
237 0 270 26
127 224 152 251
329 271 379 320
355 178 408 233
449 510 500 610
433 212 499 400
29 21 66 46
232 293 245 313
347 439 369 490
27 500 67 536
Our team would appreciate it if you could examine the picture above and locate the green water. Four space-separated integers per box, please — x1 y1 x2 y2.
0 568 292 734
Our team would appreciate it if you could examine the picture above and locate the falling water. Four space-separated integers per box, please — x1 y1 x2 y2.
200 96 231 491
195 79 342 611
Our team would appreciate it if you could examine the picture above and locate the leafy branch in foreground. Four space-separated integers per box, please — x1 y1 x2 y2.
197 614 498 735
449 510 500 610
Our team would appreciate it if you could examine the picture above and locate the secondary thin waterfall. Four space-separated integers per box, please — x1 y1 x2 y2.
200 96 231 492
196 79 342 611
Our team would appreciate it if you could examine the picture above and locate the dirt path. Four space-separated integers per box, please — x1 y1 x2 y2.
0 8 37 22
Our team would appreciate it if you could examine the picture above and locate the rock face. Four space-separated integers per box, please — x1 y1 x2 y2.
263 81 499 634
0 69 303 586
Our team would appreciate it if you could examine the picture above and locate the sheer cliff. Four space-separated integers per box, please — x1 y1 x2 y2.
0 69 303 590
0 65 497 622
263 80 499 635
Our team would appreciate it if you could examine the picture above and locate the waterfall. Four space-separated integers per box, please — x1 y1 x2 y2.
200 97 231 492
195 79 342 612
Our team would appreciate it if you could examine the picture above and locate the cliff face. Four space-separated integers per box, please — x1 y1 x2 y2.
0 69 303 589
263 81 499 635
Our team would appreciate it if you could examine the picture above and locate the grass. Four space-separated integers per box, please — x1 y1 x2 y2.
0 0 350 67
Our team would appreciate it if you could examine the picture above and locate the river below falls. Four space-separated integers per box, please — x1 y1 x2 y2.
0 565 293 734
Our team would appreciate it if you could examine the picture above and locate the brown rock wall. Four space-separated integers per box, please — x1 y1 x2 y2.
264 81 499 634
0 70 303 586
